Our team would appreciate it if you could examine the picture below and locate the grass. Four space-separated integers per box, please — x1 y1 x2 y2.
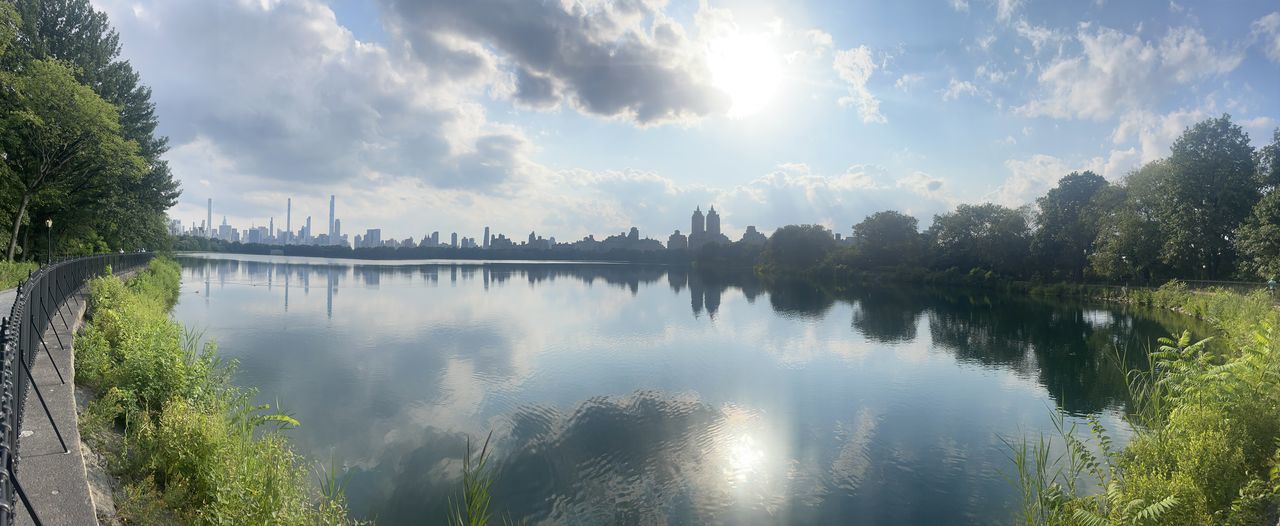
75 257 358 525
1009 282 1280 525
0 260 39 290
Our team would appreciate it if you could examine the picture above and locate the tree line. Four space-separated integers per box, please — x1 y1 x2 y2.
0 0 179 262
731 115 1280 285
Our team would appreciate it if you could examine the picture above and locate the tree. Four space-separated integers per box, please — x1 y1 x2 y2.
1234 190 1280 280
849 210 922 268
761 224 836 272
7 0 178 253
0 58 144 260
1256 128 1279 192
926 203 1031 276
1090 162 1169 282
1156 115 1259 278
1032 171 1109 280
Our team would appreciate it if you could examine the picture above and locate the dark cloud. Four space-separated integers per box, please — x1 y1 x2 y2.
513 67 560 109
102 0 527 191
380 0 730 125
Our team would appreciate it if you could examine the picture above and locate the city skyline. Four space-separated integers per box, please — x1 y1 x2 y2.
173 197 779 251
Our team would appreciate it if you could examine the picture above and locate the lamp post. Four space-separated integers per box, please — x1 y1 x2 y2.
45 218 52 264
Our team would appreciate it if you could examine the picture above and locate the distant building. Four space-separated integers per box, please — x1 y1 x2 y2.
483 227 490 249
364 228 381 247
740 225 767 246
451 232 458 248
668 230 688 250
688 205 729 250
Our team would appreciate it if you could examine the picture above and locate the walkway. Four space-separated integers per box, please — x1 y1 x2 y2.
13 281 99 525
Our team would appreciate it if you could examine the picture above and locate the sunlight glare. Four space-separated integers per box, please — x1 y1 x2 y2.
708 33 783 118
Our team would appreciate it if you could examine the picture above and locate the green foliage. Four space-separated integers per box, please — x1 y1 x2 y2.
1158 115 1259 278
846 210 923 269
759 224 835 273
76 257 357 525
0 57 145 261
1 0 180 262
1234 189 1280 280
449 432 503 526
1012 286 1280 525
927 203 1031 276
1033 171 1109 281
0 259 37 289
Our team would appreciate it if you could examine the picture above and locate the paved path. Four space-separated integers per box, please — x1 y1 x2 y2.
0 287 15 319
13 282 98 526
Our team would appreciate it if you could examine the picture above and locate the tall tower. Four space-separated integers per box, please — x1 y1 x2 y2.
334 218 341 244
269 217 274 242
207 198 213 239
328 195 335 245
707 206 721 237
305 216 312 243
483 227 490 249
691 207 705 236
286 198 292 245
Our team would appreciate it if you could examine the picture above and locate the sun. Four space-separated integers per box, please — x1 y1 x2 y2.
707 33 783 118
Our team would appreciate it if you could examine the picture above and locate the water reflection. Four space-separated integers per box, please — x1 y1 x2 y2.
172 254 1204 525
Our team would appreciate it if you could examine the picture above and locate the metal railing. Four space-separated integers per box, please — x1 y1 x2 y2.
0 253 152 526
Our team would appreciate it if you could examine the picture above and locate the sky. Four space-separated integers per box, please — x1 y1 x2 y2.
91 0 1280 242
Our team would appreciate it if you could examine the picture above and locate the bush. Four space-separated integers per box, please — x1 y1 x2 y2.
1014 286 1280 525
76 257 356 525
0 260 38 289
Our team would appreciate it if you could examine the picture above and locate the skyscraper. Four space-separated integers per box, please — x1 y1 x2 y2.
451 232 458 248
483 226 490 249
328 195 335 245
691 207 705 236
334 218 341 244
207 198 213 239
707 206 721 237
305 216 312 243
269 217 274 242
286 198 292 245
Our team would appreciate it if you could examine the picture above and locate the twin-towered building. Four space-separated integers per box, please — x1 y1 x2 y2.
669 206 745 250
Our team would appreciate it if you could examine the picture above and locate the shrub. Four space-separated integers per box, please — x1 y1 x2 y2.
76 257 356 525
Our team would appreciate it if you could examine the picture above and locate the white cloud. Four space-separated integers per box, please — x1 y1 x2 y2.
950 0 970 13
942 79 983 101
1111 108 1208 163
1252 12 1280 63
1013 19 1065 54
995 0 1023 23
994 150 1140 206
1159 26 1243 82
1019 25 1241 121
895 73 924 91
833 46 887 123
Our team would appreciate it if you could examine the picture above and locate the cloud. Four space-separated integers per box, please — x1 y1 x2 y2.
1018 25 1241 121
833 46 887 123
1159 26 1243 82
1111 108 1210 163
942 79 983 101
1253 12 1280 63
995 0 1023 23
950 0 970 13
895 73 924 91
378 0 730 126
994 150 1140 206
1013 19 1065 54
95 0 532 194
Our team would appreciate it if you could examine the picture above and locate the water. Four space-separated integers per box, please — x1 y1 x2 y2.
171 253 1202 525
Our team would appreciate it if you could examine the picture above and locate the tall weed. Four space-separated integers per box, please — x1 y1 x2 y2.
76 257 357 525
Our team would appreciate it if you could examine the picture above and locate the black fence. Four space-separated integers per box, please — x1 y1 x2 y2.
0 253 152 526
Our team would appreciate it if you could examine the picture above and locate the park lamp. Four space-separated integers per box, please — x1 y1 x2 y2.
45 218 52 229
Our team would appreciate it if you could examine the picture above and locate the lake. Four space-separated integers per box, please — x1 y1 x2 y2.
171 253 1201 525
